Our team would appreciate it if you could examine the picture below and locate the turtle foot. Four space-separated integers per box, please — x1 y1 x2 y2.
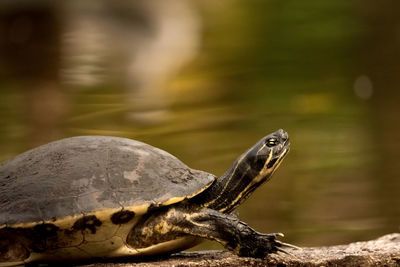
236 232 299 258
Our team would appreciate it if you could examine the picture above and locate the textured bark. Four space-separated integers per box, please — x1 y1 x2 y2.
76 233 400 267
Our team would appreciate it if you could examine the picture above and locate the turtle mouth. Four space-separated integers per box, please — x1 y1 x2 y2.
269 141 290 170
274 138 290 158
283 136 290 147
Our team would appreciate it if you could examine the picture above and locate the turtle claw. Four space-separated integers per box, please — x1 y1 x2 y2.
275 232 284 237
264 232 301 257
276 247 291 255
276 240 301 250
274 238 301 258
265 232 284 238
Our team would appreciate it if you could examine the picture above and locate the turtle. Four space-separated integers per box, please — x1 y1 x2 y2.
0 129 291 265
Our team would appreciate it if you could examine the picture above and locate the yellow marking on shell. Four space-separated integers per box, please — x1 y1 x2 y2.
1 203 150 230
159 175 215 207
219 148 279 213
160 196 186 207
83 218 119 243
113 215 142 240
187 175 215 197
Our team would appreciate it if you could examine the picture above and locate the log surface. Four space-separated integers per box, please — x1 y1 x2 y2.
77 233 400 267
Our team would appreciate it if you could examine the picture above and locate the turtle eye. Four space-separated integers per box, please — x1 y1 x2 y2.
266 138 278 147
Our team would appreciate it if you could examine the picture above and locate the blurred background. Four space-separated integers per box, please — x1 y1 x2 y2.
0 0 399 249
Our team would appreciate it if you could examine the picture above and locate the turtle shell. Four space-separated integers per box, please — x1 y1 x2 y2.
0 136 215 226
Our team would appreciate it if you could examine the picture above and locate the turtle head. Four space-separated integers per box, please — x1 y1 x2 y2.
196 129 290 213
205 129 290 213
246 129 290 180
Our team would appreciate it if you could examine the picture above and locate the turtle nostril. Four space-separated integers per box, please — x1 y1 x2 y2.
278 130 288 142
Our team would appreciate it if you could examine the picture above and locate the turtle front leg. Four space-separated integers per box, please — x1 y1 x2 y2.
127 206 287 258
